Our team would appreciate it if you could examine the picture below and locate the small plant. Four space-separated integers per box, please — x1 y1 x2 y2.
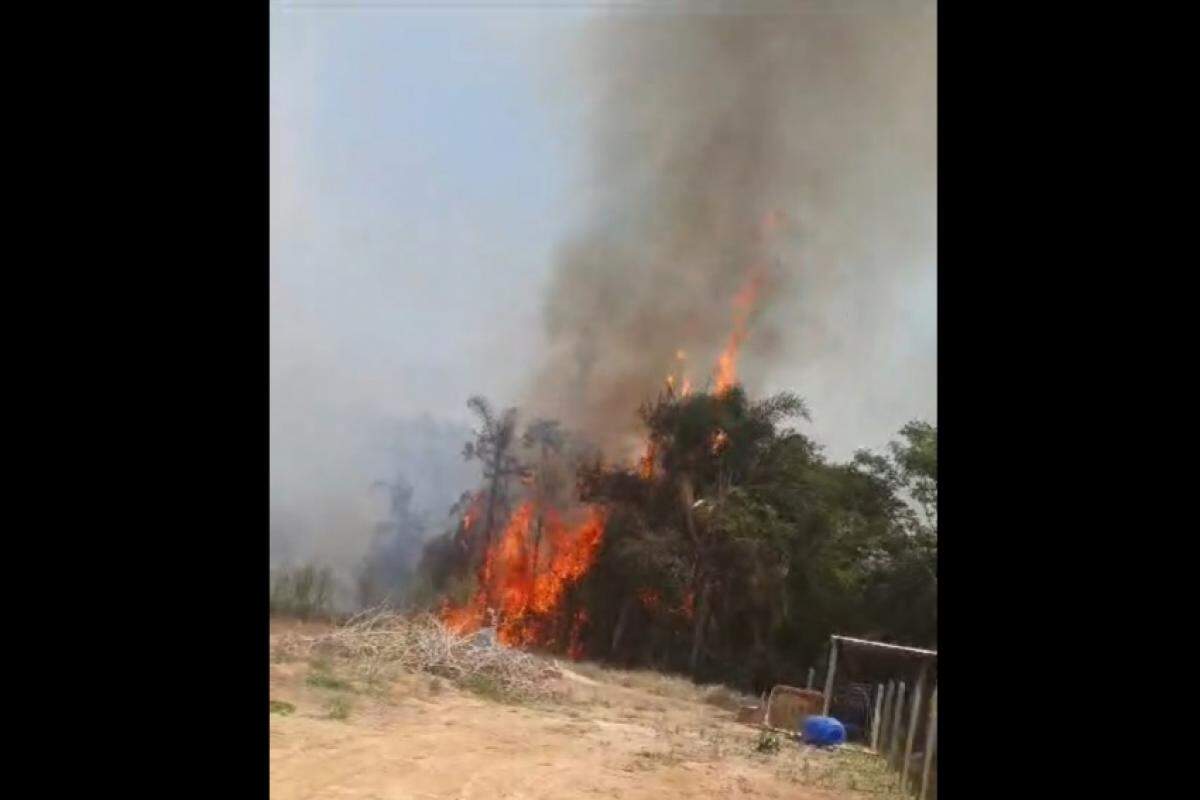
306 671 353 691
755 730 782 755
325 695 353 720
269 700 296 716
462 672 514 704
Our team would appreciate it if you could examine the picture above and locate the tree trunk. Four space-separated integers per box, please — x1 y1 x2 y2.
530 513 543 587
689 577 712 676
611 595 635 655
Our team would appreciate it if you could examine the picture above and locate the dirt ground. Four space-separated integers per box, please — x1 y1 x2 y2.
269 619 902 800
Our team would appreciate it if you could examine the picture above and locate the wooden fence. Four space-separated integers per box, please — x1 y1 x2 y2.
869 678 938 799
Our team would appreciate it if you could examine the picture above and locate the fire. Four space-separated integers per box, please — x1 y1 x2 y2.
711 212 782 395
714 267 766 394
460 491 485 533
673 350 693 396
441 500 607 652
637 588 662 612
638 439 657 480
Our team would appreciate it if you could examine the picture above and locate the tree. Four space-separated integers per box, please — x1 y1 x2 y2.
417 391 938 688
853 420 937 533
581 385 809 676
851 421 938 646
461 396 526 592
358 477 427 608
521 418 566 580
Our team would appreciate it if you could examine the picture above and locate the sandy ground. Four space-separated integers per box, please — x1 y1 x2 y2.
269 619 898 800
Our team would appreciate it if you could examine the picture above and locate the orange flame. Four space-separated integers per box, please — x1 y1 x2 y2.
460 491 485 533
441 501 607 652
638 439 657 480
714 268 766 395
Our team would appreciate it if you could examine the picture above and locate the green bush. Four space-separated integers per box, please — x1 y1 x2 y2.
269 700 296 716
270 563 335 619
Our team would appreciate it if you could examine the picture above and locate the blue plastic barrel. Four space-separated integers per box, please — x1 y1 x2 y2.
802 715 846 747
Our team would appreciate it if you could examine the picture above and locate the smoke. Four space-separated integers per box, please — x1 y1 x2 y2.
269 407 478 609
268 2 937 605
528 0 936 458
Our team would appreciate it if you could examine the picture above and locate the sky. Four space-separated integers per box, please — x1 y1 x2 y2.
269 1 936 579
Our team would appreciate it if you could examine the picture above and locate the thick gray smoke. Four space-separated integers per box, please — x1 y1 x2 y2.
529 1 936 458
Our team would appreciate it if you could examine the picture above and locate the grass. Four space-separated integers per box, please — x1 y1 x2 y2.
808 748 908 796
325 695 353 720
305 657 355 691
270 564 335 620
269 700 296 716
566 660 755 710
755 730 782 754
461 672 526 705
702 684 755 712
631 748 684 770
306 671 354 691
764 745 908 798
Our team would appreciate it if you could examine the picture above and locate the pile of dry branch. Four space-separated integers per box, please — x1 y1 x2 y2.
303 609 560 702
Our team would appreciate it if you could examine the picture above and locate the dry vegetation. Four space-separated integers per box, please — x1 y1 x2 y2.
270 613 911 800
275 608 561 704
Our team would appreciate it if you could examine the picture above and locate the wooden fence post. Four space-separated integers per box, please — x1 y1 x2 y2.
870 682 885 751
821 638 839 716
889 681 907 771
878 681 896 754
902 665 928 793
919 686 937 800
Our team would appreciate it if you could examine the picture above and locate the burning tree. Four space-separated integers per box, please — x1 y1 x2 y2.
580 385 808 675
417 383 936 688
436 401 607 655
461 395 526 583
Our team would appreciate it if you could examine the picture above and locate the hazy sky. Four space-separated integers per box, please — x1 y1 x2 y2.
270 2 936 575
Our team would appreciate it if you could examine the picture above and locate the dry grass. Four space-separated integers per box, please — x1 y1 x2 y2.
786 747 909 797
324 695 353 721
565 660 755 711
272 614 916 799
293 608 562 704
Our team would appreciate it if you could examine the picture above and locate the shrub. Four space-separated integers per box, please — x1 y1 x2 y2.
271 563 335 619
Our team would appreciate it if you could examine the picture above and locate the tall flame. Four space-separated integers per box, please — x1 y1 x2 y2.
442 500 606 656
714 267 766 395
712 212 782 395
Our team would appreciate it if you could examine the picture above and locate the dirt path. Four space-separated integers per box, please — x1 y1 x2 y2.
269 620 894 800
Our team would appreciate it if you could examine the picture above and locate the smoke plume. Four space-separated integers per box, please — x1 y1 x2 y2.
528 1 936 458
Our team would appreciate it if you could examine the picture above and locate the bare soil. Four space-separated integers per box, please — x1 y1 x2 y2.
269 618 901 800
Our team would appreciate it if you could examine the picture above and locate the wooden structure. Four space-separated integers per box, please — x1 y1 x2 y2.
762 685 823 731
822 634 937 798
